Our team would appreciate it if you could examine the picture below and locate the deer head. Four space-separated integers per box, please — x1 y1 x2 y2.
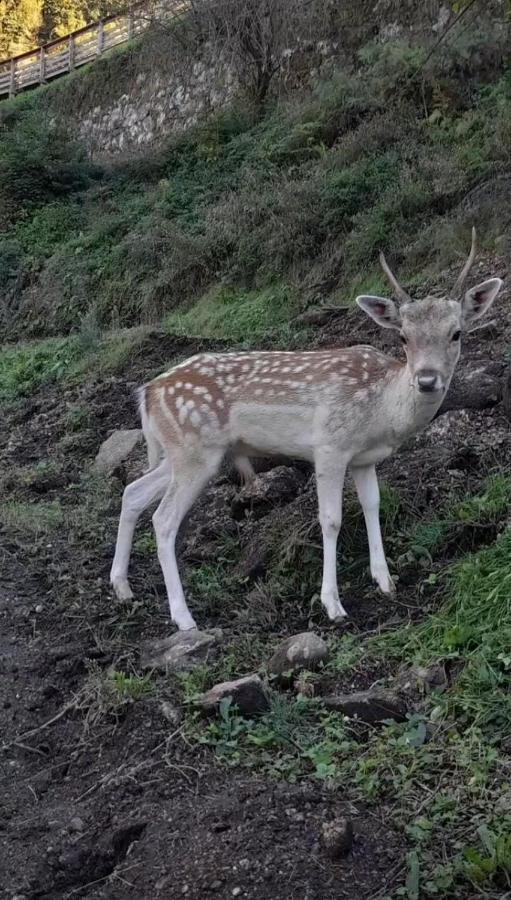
356 229 503 397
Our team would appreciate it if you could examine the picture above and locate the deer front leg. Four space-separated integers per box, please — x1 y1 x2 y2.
351 464 395 596
315 451 349 622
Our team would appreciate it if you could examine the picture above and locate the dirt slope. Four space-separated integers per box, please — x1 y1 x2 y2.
1 256 510 899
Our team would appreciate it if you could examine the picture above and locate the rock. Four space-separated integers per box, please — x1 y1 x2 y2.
199 674 270 716
323 689 407 724
437 367 501 416
321 817 354 858
267 632 329 679
140 630 220 672
69 816 85 833
231 466 307 520
94 429 143 474
160 700 183 725
400 665 447 694
295 308 334 326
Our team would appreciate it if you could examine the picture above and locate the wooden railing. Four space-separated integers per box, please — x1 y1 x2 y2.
0 1 187 99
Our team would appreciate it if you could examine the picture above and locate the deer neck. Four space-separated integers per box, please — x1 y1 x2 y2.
388 361 447 439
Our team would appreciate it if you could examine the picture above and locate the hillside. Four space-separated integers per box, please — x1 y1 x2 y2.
1 3 511 898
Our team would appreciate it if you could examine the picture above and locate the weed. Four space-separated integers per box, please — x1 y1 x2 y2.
65 405 93 433
109 671 154 702
81 663 154 730
191 693 353 781
133 530 157 556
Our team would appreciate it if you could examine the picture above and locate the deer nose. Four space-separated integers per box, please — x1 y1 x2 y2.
416 370 442 393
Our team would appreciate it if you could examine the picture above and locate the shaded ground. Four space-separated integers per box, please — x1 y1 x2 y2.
1 256 510 899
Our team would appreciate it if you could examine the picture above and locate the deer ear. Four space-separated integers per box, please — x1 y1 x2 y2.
462 278 503 326
356 295 401 330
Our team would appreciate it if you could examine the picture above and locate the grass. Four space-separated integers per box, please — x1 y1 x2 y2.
81 663 155 730
164 283 303 343
406 475 511 560
0 326 150 405
0 499 64 533
1 25 510 339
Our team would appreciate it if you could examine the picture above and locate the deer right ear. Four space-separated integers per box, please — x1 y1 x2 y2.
356 295 401 330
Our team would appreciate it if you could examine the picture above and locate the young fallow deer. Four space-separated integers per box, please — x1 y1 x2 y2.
110 229 502 631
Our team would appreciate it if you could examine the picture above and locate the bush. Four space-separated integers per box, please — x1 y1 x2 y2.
0 106 94 229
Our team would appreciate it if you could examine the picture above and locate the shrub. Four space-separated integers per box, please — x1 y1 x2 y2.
0 106 94 229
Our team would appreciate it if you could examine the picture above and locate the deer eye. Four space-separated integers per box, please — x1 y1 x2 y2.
451 330 461 342
399 334 407 345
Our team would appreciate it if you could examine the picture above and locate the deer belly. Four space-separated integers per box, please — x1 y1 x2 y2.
351 444 394 467
229 402 315 460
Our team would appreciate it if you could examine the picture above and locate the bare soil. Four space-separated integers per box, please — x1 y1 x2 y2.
1 256 510 899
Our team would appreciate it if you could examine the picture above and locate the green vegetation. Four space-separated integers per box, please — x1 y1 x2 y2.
0 498 64 532
406 474 511 560
0 326 151 404
164 283 303 344
1 27 510 341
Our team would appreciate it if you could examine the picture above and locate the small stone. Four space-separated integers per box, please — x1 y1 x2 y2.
321 817 354 858
160 700 183 725
141 630 220 672
94 429 143 474
69 816 84 833
267 632 329 679
35 604 43 613
412 664 447 693
323 689 407 724
232 889 242 897
199 674 270 717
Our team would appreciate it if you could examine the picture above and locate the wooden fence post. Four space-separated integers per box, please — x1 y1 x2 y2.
69 34 76 69
97 20 105 54
39 47 46 83
9 58 16 97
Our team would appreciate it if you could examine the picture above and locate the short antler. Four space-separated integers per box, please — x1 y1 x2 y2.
379 252 411 303
453 226 477 296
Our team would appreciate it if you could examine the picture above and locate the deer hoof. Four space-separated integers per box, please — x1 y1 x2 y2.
372 569 396 596
111 577 134 601
322 595 348 622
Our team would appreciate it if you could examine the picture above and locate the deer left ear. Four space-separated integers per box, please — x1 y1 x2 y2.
461 278 503 326
356 295 402 330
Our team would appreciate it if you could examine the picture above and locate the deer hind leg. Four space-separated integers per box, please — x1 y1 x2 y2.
351 464 395 596
315 451 349 622
110 459 172 601
152 449 225 631
234 454 256 486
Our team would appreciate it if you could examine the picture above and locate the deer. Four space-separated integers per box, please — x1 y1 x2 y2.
110 229 502 631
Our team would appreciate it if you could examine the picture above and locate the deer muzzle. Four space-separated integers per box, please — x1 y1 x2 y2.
416 369 444 394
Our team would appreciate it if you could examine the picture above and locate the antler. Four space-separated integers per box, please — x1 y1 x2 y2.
453 226 477 296
379 252 411 303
